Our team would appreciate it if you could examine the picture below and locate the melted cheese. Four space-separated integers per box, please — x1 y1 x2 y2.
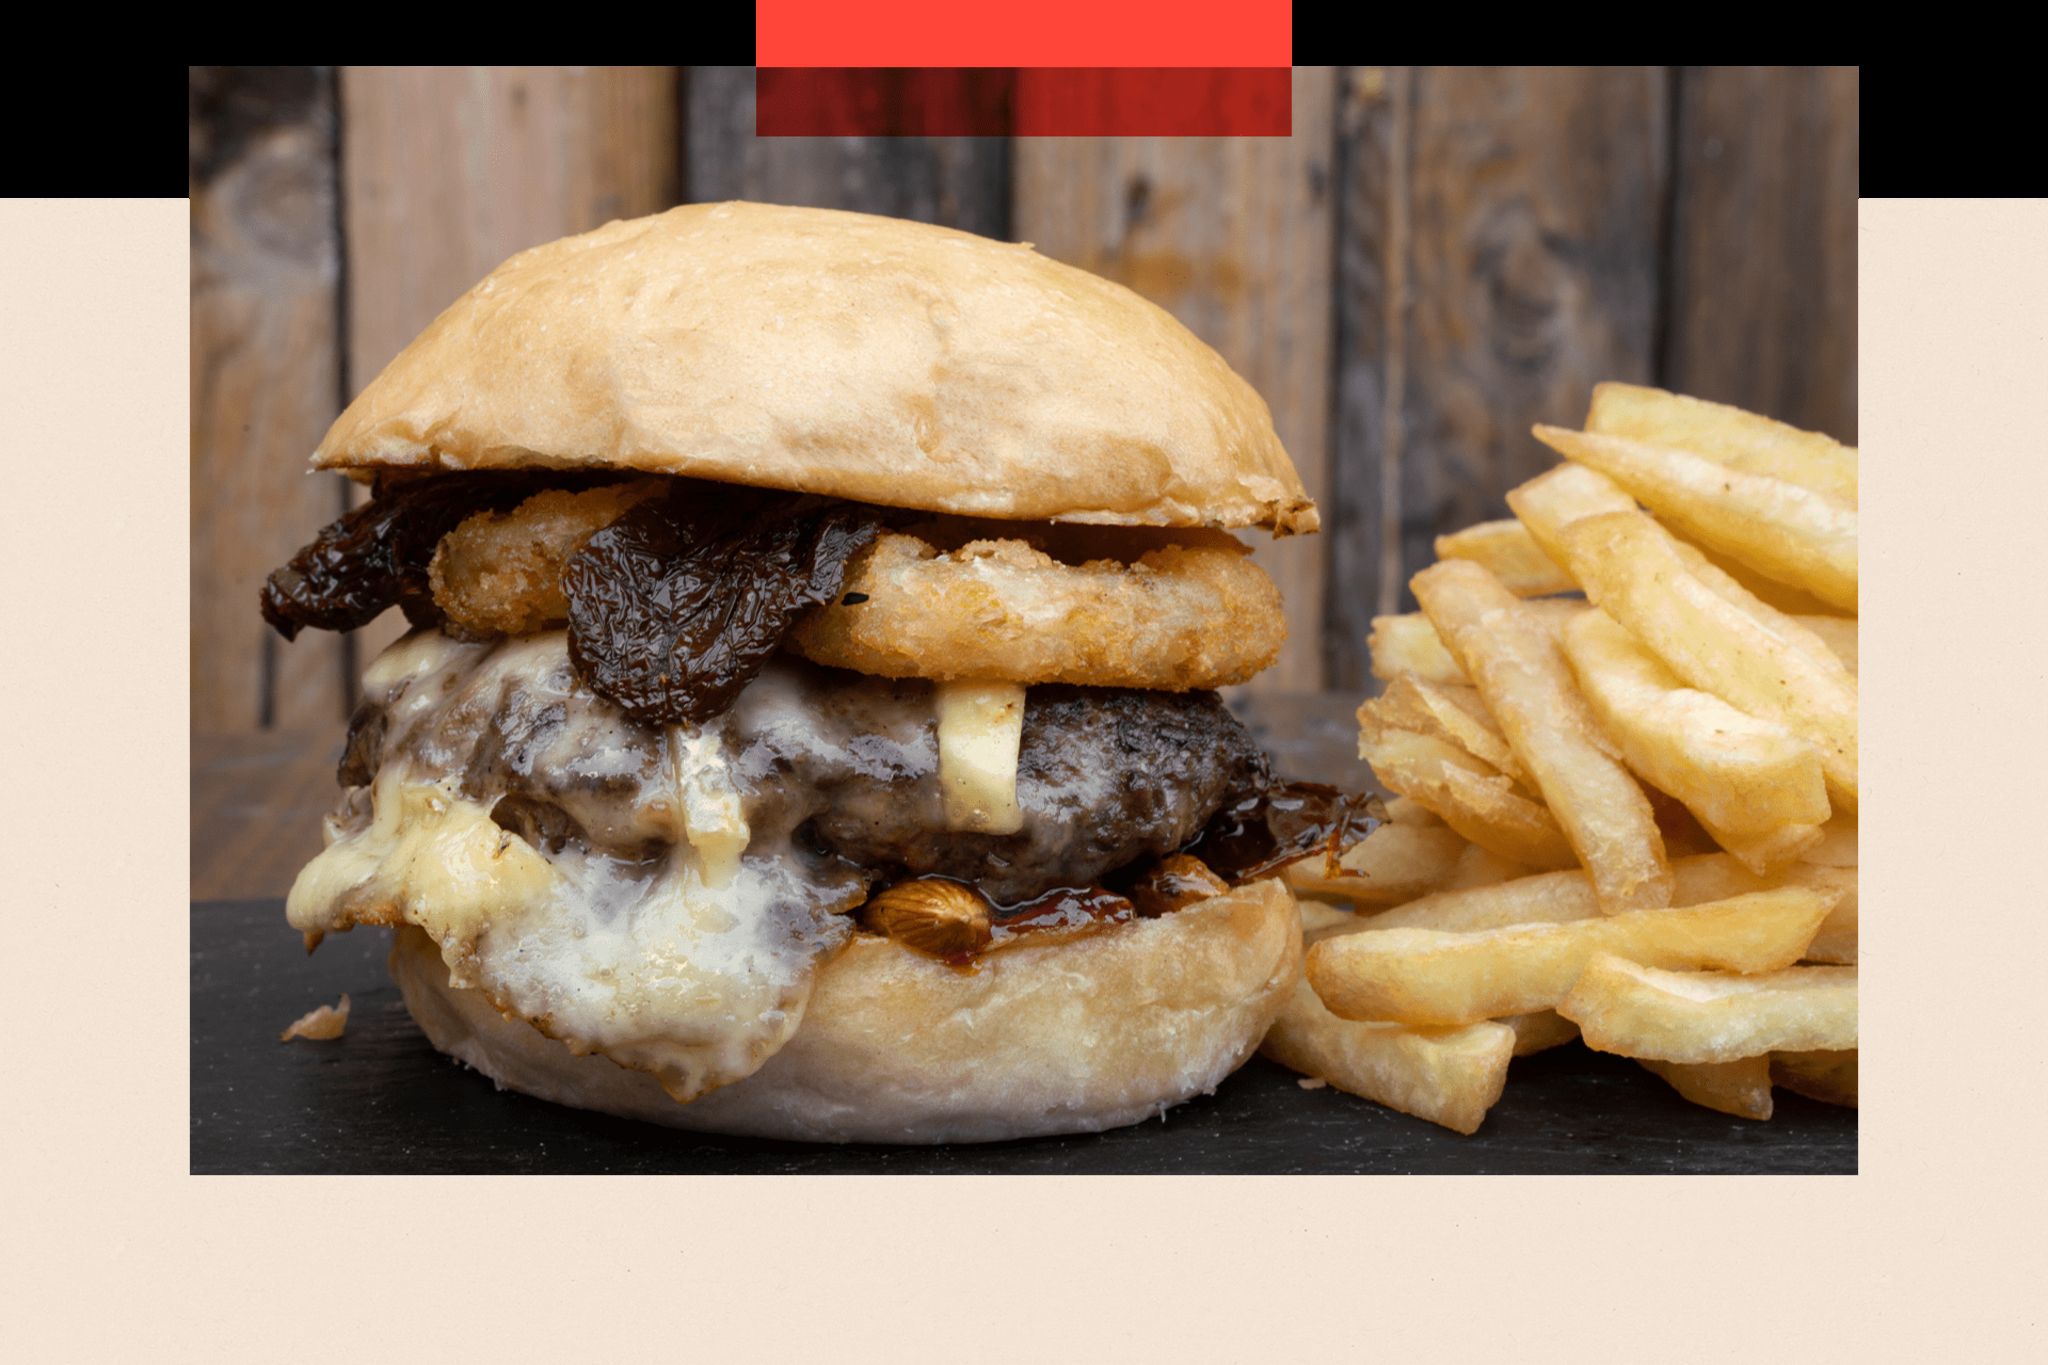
934 680 1026 834
667 727 749 888
286 630 851 1102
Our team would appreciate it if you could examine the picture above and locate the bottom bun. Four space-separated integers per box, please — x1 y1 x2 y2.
390 877 1302 1144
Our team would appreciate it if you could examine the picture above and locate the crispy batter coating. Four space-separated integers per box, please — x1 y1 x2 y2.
428 481 665 635
787 531 1285 689
428 490 1284 690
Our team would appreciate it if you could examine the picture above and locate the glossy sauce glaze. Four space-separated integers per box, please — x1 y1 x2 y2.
872 784 1386 968
1181 782 1386 883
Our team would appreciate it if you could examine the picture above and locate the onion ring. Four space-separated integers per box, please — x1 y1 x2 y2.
428 481 664 635
787 531 1284 689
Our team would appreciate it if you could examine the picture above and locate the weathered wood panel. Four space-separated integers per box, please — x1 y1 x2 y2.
1663 66 1859 442
1012 66 1339 693
1324 65 1407 688
190 66 348 732
190 730 342 901
1400 66 1669 590
1325 65 1669 688
685 66 1009 235
337 65 680 674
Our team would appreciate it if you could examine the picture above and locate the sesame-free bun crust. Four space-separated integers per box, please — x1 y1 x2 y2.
315 202 1316 534
389 877 1302 1144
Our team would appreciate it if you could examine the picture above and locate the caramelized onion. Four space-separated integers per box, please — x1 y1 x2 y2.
561 483 885 726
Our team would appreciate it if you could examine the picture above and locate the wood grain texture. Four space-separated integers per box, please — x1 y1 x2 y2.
685 67 1009 236
190 67 348 731
1013 66 1338 693
1663 67 1859 442
1399 67 1669 597
1324 66 1408 688
1326 67 1668 682
190 730 343 902
337 65 681 673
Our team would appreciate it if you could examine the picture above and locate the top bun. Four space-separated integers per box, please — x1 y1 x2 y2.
314 202 1316 534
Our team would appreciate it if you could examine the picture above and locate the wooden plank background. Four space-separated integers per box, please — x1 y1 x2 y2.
336 66 680 672
190 65 1860 733
190 67 348 731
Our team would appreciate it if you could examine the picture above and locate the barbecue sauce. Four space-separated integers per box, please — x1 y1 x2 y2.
1181 782 1386 884
877 782 1383 965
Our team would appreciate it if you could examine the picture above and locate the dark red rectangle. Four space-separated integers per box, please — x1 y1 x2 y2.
755 68 1293 137
754 0 1292 67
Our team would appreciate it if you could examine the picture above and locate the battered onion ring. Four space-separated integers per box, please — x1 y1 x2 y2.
428 481 665 635
787 531 1284 689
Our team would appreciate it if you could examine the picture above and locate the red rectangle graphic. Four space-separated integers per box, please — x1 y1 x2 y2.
754 0 1293 67
755 68 1294 137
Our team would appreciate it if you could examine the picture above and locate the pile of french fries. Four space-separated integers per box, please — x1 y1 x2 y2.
1265 383 1858 1132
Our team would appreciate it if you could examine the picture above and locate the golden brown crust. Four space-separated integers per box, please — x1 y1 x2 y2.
428 481 666 635
388 877 1303 1143
787 531 1286 689
314 202 1317 535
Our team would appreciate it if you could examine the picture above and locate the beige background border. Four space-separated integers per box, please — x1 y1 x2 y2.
2 197 2040 1358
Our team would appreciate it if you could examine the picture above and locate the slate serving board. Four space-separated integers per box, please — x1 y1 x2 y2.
192 899 1856 1175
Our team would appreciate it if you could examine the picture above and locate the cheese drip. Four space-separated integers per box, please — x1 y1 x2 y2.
286 630 855 1103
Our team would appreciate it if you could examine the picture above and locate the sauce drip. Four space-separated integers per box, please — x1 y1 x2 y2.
1181 782 1387 884
873 784 1383 966
990 885 1136 941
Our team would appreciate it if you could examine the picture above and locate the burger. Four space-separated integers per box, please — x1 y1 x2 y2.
261 201 1373 1143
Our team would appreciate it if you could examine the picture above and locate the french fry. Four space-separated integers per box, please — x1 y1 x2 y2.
1307 887 1836 1027
1282 820 1469 906
1366 852 1845 937
1503 1010 1580 1056
1384 795 1443 828
1506 463 1640 574
1802 816 1858 868
1356 727 1576 870
1298 900 1361 939
1559 956 1856 1064
1559 608 1828 870
1435 519 1576 596
1440 844 1534 892
1670 860 1854 964
1365 674 1531 786
1560 510 1858 812
1676 861 1855 965
1802 871 1857 965
1683 542 1843 617
1585 382 1857 507
1792 615 1857 675
1534 425 1858 612
1367 602 1589 686
1644 785 1721 858
1515 597 1591 637
1638 1056 1774 1120
1507 460 1839 620
1260 979 1516 1135
1715 824 1827 879
1413 560 1671 912
1368 612 1467 685
1668 537 1854 678
1365 865 1608 933
1340 384 1862 1134
1771 1049 1858 1107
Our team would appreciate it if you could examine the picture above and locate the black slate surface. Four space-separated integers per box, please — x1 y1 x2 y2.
193 899 1856 1174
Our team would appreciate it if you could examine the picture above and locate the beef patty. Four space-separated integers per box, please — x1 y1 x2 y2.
337 631 1271 905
